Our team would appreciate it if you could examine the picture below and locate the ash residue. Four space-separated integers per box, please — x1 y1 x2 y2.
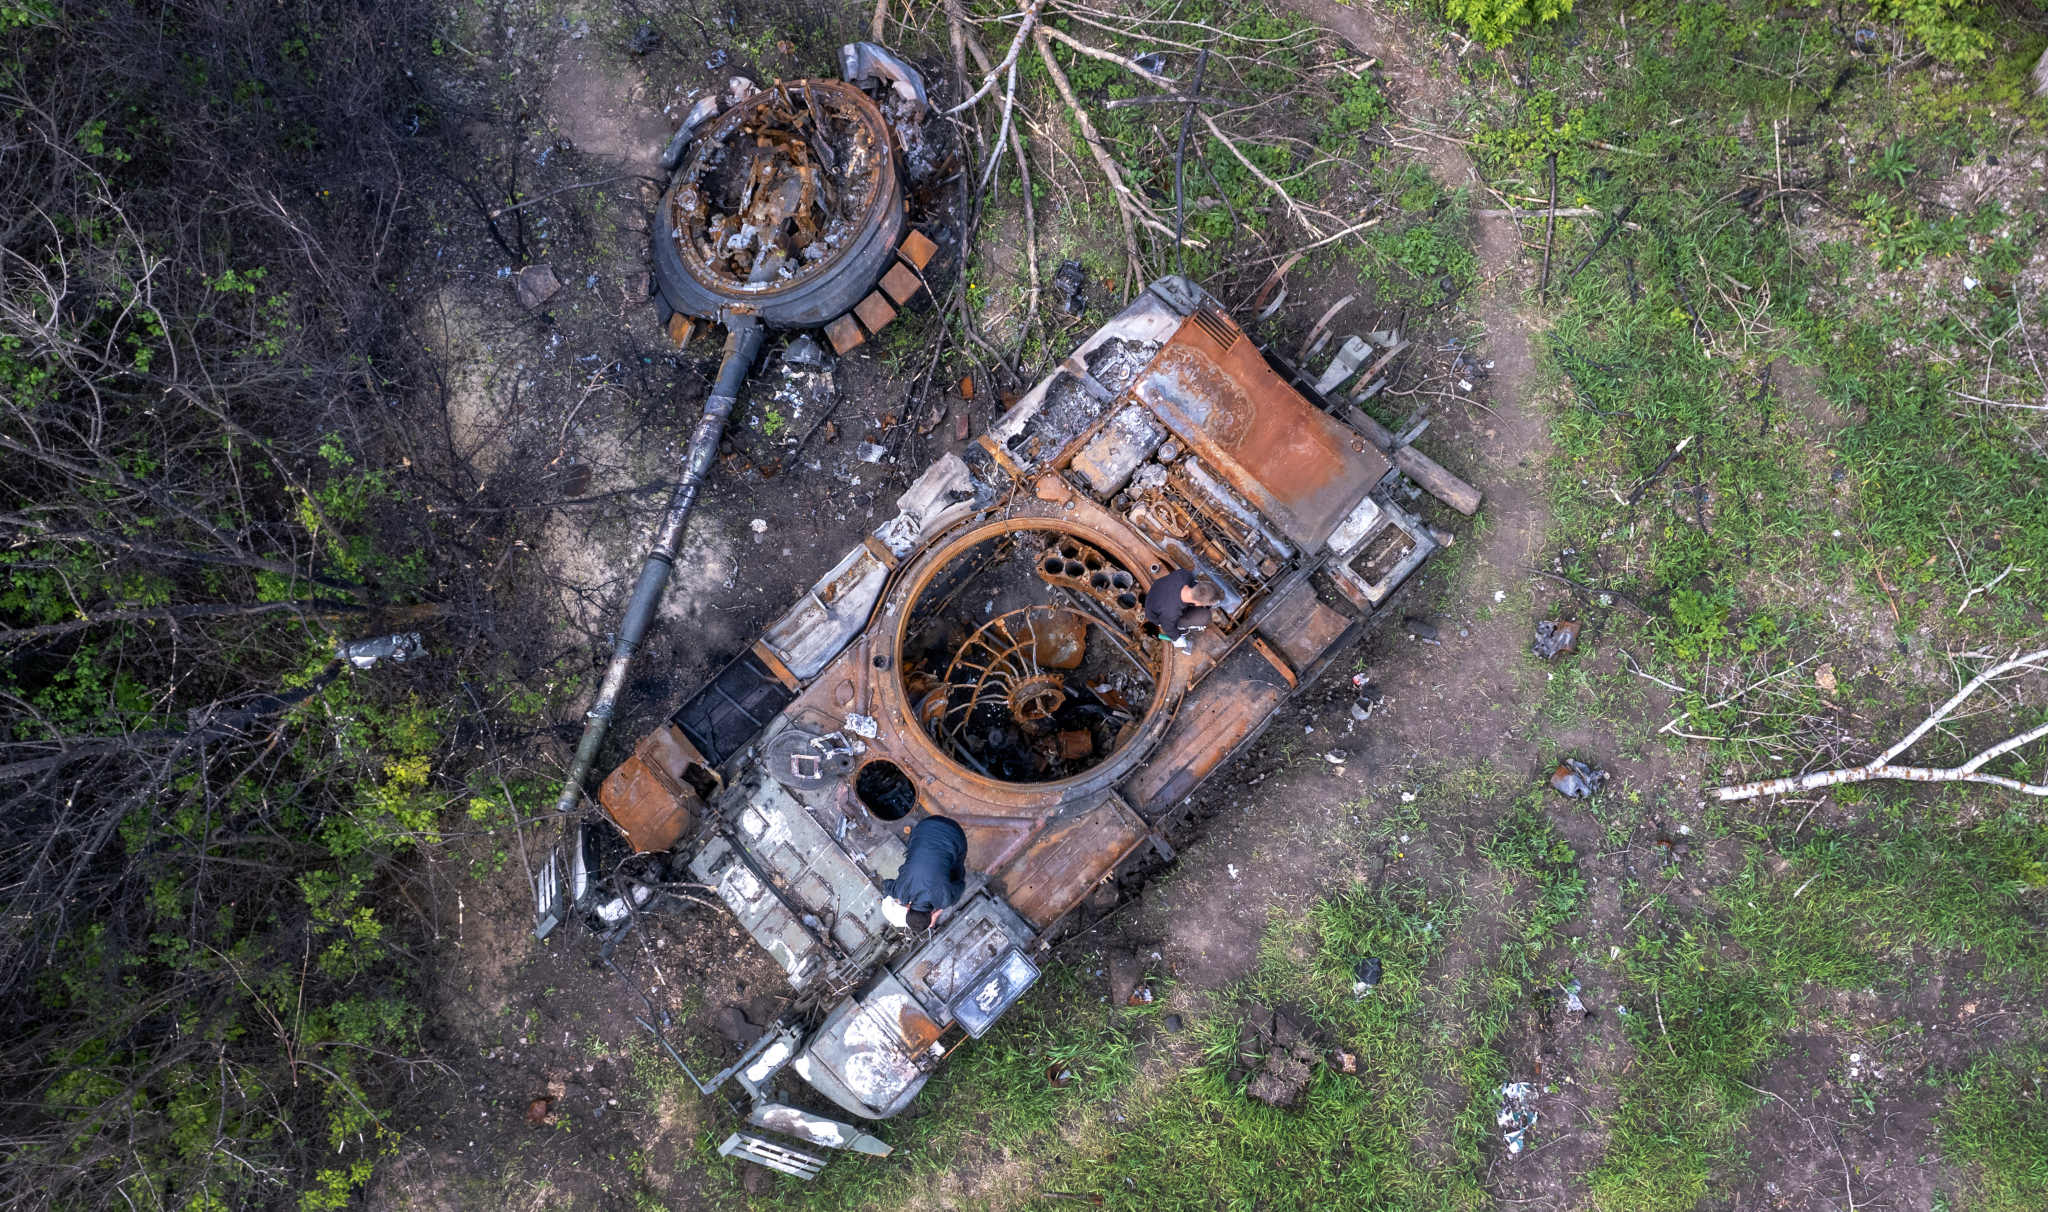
1085 337 1161 395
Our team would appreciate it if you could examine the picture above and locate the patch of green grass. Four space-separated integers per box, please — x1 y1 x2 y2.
1938 1050 2048 1212
1037 882 1492 1211
1466 0 2047 666
1590 817 2048 1208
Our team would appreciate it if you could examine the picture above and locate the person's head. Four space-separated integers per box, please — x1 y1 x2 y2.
882 896 939 931
1183 580 1222 607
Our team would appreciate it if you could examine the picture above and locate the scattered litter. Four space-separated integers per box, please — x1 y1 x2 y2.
1561 978 1587 1018
749 518 768 534
1815 663 1838 694
1497 1082 1538 1154
1351 956 1383 998
1323 750 1349 765
1053 259 1089 317
1131 50 1169 76
1127 986 1155 1006
1532 618 1582 660
1312 335 1372 396
782 333 827 367
1547 757 1609 799
842 713 879 739
1493 589 1506 603
856 442 888 463
629 21 660 54
1227 864 1240 881
337 631 424 669
1399 790 1416 803
1045 1063 1075 1088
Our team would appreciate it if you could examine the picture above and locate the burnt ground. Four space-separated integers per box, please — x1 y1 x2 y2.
364 2 2047 1210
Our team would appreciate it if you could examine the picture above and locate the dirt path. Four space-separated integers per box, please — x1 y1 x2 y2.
1130 0 1559 991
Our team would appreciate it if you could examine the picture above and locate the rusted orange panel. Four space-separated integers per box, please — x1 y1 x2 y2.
899 228 939 269
1123 646 1290 819
854 291 897 334
1257 577 1357 672
879 261 923 305
993 794 1148 929
824 313 865 354
666 313 697 347
1133 310 1391 549
599 724 706 852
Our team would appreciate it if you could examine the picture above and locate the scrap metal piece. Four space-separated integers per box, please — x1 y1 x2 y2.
336 631 423 669
1548 757 1609 799
1532 618 1582 660
747 1103 893 1156
718 1132 827 1180
533 847 567 940
839 40 928 107
1313 335 1372 396
823 313 865 354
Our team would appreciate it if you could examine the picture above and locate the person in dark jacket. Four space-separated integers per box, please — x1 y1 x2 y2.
1143 568 1221 649
881 815 969 930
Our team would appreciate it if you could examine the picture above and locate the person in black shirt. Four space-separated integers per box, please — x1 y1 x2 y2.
1143 568 1221 649
880 815 969 931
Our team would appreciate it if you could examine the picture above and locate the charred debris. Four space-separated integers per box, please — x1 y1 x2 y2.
526 40 1487 1183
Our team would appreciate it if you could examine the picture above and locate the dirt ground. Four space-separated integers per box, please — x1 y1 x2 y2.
365 2 2043 1210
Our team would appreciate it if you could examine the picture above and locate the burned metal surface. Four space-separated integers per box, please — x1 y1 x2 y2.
656 78 904 327
1133 308 1392 550
579 275 1447 1144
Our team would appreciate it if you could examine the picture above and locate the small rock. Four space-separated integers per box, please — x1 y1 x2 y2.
742 1164 773 1195
1816 663 1838 694
1163 1013 1184 1032
1401 616 1439 641
515 264 562 309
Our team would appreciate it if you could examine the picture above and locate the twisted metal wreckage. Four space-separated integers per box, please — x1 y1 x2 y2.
531 43 1474 1178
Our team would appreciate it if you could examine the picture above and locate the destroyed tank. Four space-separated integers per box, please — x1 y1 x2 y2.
541 275 1439 1162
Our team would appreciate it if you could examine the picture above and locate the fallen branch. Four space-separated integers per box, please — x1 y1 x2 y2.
959 13 1042 351
1714 648 2048 801
1032 27 1147 290
946 0 1042 116
1037 25 1332 240
1538 153 1557 301
1475 205 1602 219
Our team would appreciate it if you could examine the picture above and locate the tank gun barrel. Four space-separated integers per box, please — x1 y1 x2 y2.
549 315 765 825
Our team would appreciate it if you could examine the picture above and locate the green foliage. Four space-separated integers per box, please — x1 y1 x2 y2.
1815 0 1997 63
1041 884 1491 1211
1938 1051 2048 1211
1480 795 1586 952
1443 0 1574 48
1590 820 2048 1207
